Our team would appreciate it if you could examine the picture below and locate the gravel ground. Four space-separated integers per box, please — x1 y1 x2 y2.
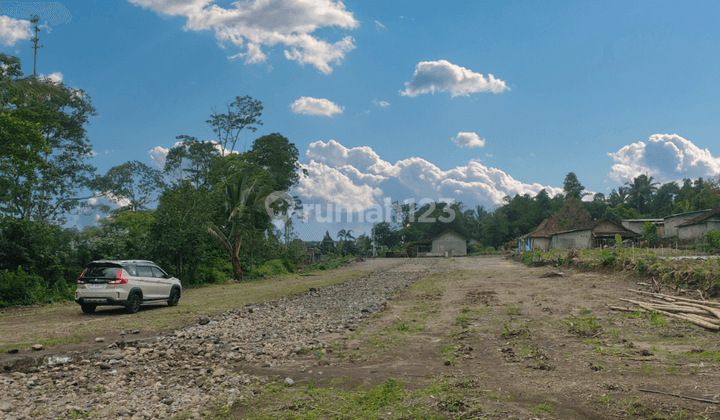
0 259 445 420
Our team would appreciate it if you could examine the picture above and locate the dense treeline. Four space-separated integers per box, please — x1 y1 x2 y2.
368 172 720 253
0 54 307 307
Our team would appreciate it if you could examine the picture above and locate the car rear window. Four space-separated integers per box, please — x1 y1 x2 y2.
85 266 120 278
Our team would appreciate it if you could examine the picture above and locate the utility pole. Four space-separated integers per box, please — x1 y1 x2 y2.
31 15 43 77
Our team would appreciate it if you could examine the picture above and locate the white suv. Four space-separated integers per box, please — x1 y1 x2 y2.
75 260 182 314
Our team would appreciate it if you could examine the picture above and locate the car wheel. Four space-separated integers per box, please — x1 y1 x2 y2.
81 304 97 314
167 289 180 307
125 293 141 314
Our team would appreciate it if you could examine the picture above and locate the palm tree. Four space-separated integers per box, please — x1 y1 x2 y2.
626 174 659 214
208 175 264 280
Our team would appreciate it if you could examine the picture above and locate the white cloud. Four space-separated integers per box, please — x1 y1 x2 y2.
607 134 720 183
39 72 63 84
298 139 562 212
88 197 98 205
0 16 32 47
296 161 383 209
400 60 509 97
291 96 344 117
148 145 170 169
129 0 358 74
105 192 132 208
372 98 390 107
374 20 386 31
452 132 485 148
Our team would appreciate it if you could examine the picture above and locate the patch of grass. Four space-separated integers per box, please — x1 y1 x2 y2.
440 345 457 366
649 310 667 326
684 350 720 361
566 316 602 337
529 403 554 415
506 305 521 316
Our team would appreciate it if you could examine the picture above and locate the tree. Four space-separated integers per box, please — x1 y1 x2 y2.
563 172 586 200
246 133 306 192
320 231 335 254
150 181 224 284
607 186 629 207
555 199 591 229
163 135 222 188
626 174 659 214
206 95 263 154
95 160 165 212
652 181 680 217
208 175 266 280
0 54 97 223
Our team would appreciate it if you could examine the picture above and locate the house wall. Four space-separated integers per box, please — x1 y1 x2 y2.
622 221 645 234
678 221 720 242
551 230 592 249
664 211 707 238
532 237 551 251
430 233 467 256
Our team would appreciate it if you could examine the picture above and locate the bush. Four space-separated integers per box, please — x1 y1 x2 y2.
0 268 73 308
251 259 291 279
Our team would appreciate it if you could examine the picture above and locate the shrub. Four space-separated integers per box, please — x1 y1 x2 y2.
250 259 291 279
0 268 72 307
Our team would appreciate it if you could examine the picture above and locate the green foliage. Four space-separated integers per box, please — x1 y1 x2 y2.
0 267 73 307
0 54 97 223
640 222 659 246
599 249 617 267
566 316 602 337
250 259 291 279
698 230 720 254
563 172 586 200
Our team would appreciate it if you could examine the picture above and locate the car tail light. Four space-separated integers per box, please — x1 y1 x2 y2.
77 271 85 284
109 270 129 285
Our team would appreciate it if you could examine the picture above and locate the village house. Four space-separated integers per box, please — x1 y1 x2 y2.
520 218 638 251
662 209 709 238
518 218 563 251
621 219 665 236
677 207 720 243
415 230 467 257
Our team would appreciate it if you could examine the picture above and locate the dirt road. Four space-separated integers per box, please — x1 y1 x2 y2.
2 256 720 419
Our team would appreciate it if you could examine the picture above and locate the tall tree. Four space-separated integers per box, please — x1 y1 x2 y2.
626 174 659 214
563 172 586 200
206 95 263 154
163 135 222 188
555 199 592 229
95 160 166 212
208 175 267 280
0 54 97 223
246 133 306 192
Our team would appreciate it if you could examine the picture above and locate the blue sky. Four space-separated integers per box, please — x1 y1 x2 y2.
2 0 720 239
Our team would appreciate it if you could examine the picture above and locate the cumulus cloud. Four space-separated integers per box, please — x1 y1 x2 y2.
372 98 390 107
129 0 358 74
400 60 509 97
0 16 32 47
608 134 720 183
297 139 562 213
148 145 170 169
291 97 344 117
452 132 485 148
40 72 63 83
